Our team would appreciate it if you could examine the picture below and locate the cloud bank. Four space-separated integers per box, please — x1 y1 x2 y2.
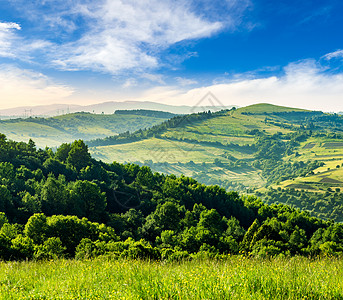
139 60 343 112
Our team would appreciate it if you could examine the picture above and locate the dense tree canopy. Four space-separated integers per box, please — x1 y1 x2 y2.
0 134 342 261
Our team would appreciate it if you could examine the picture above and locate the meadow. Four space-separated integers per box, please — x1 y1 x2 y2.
1 256 342 299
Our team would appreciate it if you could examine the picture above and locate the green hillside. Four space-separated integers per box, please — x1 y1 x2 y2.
89 104 319 190
0 111 174 148
88 103 343 221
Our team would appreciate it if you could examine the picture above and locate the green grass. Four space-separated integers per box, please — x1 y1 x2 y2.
91 137 255 164
0 256 342 299
161 109 293 144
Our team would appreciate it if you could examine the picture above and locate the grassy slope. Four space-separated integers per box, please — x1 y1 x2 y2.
90 104 305 190
0 112 172 148
0 257 342 299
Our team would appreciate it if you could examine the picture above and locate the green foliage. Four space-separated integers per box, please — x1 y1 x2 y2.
261 188 343 222
114 109 176 119
0 133 343 262
55 143 71 162
24 213 48 244
66 140 91 171
34 237 66 260
0 185 13 215
41 176 68 215
69 180 107 221
0 212 8 229
10 235 34 260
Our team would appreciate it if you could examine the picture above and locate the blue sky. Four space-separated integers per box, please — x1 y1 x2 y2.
0 0 343 111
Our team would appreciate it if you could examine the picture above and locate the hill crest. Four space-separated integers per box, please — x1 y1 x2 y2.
237 103 308 114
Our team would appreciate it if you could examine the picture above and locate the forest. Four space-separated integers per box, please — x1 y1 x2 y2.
0 133 343 262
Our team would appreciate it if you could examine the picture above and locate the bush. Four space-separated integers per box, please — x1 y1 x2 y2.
121 239 160 260
34 237 66 260
10 235 34 260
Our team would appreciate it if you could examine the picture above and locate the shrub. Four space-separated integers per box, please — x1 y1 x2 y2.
34 237 66 260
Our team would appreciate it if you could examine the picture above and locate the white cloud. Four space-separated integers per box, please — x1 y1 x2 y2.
176 77 198 86
0 65 74 109
3 0 251 74
51 0 223 74
323 49 343 60
0 21 53 61
122 78 138 88
0 22 21 30
137 60 343 112
0 22 21 58
141 73 165 85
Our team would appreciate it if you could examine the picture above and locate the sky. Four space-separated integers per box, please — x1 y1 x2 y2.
0 0 343 111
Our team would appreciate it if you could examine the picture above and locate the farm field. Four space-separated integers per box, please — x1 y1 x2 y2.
89 104 343 195
160 108 294 145
0 257 342 299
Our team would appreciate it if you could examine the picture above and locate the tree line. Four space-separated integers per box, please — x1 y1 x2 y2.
87 109 230 147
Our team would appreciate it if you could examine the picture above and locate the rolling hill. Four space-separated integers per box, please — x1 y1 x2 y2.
0 110 176 148
88 104 313 189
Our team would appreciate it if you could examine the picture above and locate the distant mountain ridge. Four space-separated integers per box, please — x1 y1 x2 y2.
0 101 237 118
